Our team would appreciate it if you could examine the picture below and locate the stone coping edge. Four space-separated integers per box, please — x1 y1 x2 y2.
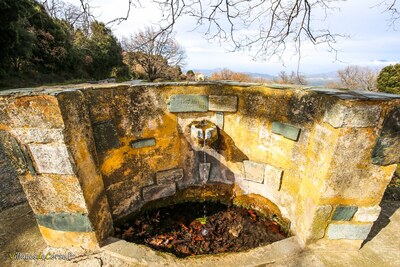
101 236 303 266
1 81 399 101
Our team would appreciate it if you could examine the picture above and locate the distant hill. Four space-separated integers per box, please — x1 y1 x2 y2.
305 71 339 86
189 68 339 86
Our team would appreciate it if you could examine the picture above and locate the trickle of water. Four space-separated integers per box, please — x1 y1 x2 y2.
202 138 207 184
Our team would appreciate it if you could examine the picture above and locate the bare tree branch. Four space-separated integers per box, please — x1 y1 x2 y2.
39 0 399 65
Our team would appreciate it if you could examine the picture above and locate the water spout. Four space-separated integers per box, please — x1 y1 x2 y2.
190 120 218 147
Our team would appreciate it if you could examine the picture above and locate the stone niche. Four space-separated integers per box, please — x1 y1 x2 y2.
0 83 399 250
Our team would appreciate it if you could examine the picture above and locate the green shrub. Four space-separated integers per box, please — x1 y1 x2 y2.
377 64 400 94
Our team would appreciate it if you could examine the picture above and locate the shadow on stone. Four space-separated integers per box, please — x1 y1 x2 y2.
361 192 400 248
210 128 249 163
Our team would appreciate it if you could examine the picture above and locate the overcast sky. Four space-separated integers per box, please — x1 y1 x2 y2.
66 0 399 75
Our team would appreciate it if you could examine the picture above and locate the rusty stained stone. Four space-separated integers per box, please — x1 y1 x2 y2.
308 205 333 240
19 174 87 214
209 95 238 112
156 168 184 185
6 95 64 128
28 143 74 175
38 225 99 249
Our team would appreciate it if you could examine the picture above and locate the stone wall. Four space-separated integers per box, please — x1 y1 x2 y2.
0 82 399 249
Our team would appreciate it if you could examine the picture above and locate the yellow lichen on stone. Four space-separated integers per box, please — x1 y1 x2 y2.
38 225 99 250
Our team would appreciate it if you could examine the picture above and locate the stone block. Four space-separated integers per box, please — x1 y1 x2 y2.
168 94 208 112
332 205 358 221
320 128 391 201
6 95 64 128
92 120 120 154
309 205 333 239
243 160 265 183
216 112 224 129
131 138 156 149
156 168 184 185
11 128 64 144
353 206 381 222
106 178 145 218
323 104 381 128
199 163 211 184
209 95 238 112
38 225 99 249
28 143 74 175
0 130 27 175
19 174 87 214
142 184 176 201
35 212 92 232
327 223 373 240
353 90 400 99
271 122 301 141
264 164 283 191
372 107 400 165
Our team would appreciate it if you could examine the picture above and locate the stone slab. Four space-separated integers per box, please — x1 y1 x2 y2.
21 145 36 175
168 94 208 112
353 90 400 99
156 168 184 185
0 131 27 175
19 174 87 215
101 236 302 266
93 120 120 154
216 112 224 129
243 160 265 183
11 128 64 144
131 138 156 149
106 178 147 218
332 205 358 221
324 104 381 128
372 107 400 165
353 206 381 222
28 143 74 174
35 212 92 232
142 184 176 201
0 142 27 211
37 224 98 249
271 122 301 141
208 95 238 112
327 223 373 240
309 205 333 239
264 164 283 191
199 163 211 184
